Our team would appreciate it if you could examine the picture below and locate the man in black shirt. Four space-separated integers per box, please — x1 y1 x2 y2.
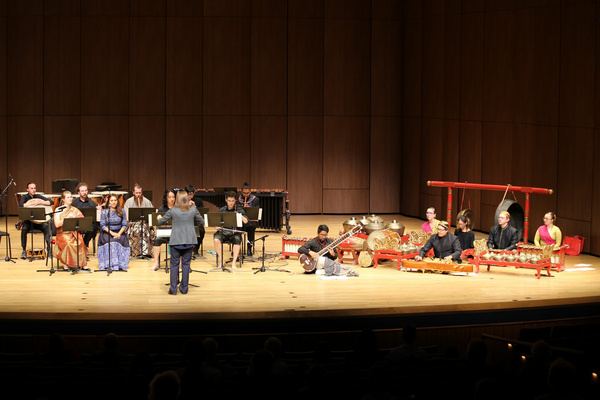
297 224 359 276
297 224 338 263
488 211 519 251
415 221 462 262
237 182 260 256
19 182 52 259
213 191 248 270
71 183 101 250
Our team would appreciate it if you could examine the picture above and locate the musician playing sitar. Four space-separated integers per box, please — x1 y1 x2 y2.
415 221 462 263
19 182 52 259
297 225 359 276
297 224 338 264
213 191 248 270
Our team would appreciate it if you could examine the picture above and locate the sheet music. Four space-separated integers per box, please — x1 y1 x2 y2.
204 214 209 227
156 228 172 238
236 212 243 227
258 208 262 221
96 209 101 222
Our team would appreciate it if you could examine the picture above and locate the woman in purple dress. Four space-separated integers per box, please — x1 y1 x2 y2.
97 194 130 270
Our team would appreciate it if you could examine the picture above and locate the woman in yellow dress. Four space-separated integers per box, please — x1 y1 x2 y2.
54 191 89 270
534 212 562 248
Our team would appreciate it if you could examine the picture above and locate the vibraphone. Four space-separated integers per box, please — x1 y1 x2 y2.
193 189 291 233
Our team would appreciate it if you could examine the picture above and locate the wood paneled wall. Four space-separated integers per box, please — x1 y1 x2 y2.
0 0 401 219
403 0 600 255
1 1 599 255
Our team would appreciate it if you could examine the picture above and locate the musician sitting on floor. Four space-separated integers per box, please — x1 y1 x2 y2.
415 221 462 263
19 182 52 259
213 191 248 270
298 225 359 277
487 211 519 251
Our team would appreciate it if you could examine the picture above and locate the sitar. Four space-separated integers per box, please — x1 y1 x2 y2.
299 225 362 272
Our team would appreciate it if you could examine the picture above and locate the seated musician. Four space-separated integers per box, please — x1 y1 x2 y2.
297 224 359 276
213 191 248 270
53 191 89 270
487 211 519 251
421 207 440 234
19 182 52 259
186 185 205 258
124 183 155 257
454 215 475 250
534 212 562 249
150 189 175 271
237 182 259 256
71 183 102 250
415 221 462 262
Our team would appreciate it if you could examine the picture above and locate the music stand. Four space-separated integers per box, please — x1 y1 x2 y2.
61 217 93 275
243 206 261 260
253 234 290 274
150 212 170 273
1 178 16 262
206 212 243 273
18 207 47 262
127 207 155 259
195 207 209 258
79 208 99 255
52 179 79 194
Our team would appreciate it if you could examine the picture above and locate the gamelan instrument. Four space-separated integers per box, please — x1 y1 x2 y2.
299 225 362 272
403 259 473 274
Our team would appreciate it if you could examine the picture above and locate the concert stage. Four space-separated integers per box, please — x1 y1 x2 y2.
1 215 599 339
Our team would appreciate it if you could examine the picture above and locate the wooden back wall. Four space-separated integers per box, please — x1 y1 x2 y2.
0 1 598 255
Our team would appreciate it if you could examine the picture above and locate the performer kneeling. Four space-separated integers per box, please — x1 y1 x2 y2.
158 191 204 295
415 221 462 263
54 191 89 270
298 225 359 277
98 194 130 271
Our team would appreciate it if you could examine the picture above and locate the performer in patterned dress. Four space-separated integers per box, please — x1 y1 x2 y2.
98 194 130 270
53 191 89 270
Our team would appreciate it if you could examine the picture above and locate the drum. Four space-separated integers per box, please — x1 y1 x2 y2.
366 229 401 252
337 236 367 251
15 192 46 208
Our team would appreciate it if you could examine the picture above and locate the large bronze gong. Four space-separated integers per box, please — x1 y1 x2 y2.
494 200 524 242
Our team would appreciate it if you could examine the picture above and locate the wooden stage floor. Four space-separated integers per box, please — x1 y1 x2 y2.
0 214 599 333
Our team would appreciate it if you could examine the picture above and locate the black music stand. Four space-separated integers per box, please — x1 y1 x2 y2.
79 208 98 255
253 234 290 274
242 206 260 260
127 207 155 259
52 179 79 194
150 212 170 273
1 178 16 262
196 207 209 259
18 207 47 262
206 212 242 273
61 217 93 275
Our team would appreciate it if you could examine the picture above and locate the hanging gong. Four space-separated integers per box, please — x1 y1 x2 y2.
457 208 475 231
494 199 524 242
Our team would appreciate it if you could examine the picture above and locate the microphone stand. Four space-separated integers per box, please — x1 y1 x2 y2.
253 235 290 274
1 178 16 262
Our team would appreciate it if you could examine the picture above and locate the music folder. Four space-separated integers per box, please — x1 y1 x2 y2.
149 212 166 227
243 207 261 221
